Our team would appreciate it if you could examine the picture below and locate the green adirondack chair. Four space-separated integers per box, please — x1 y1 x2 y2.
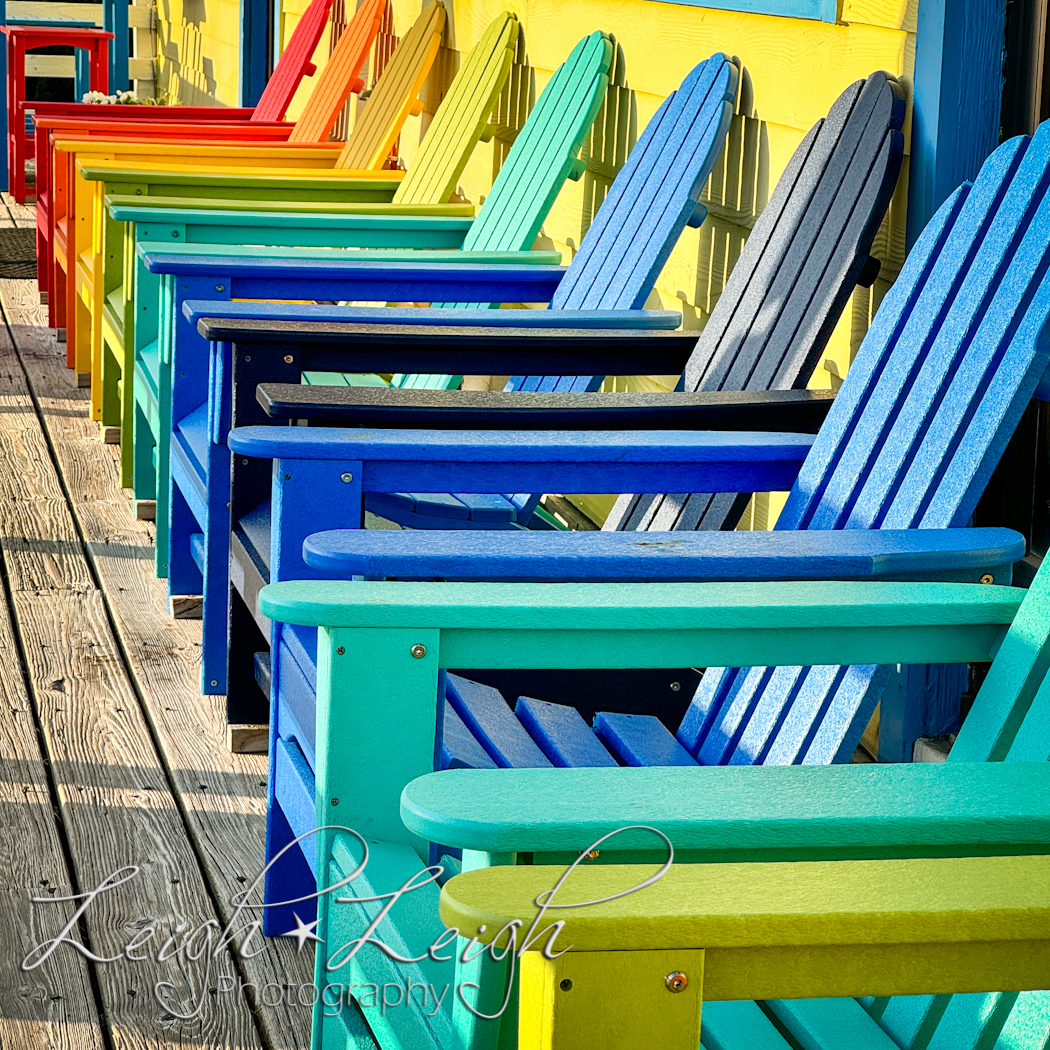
93 31 612 489
434 553 1050 1050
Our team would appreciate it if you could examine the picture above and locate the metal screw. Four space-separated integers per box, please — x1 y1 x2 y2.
341 472 354 484
215 284 225 293
284 355 294 364
411 644 427 659
336 646 345 655
665 971 688 993
583 849 600 861
331 798 339 806
284 473 291 481
242 458 249 466
171 230 179 238
980 574 994 585
210 680 217 687
559 979 572 992
244 355 251 362
670 681 681 692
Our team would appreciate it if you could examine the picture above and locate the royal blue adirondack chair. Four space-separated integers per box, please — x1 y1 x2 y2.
227 117 1050 968
157 54 745 699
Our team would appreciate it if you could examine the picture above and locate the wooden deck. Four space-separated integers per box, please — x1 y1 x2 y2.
0 195 313 1049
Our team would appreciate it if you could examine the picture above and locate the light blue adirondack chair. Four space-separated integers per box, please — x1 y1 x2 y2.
157 53 743 700
234 115 1050 1008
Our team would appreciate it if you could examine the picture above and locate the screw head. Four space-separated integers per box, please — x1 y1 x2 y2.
284 473 291 481
670 681 681 692
980 574 994 585
665 971 688 993
410 644 427 659
215 284 225 293
340 472 354 484
210 680 217 687
336 646 345 655
284 354 294 364
331 798 339 806
559 979 572 992
241 458 249 466
244 355 251 362
171 230 179 237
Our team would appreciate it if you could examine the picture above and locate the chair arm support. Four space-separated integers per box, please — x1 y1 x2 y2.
400 762 1050 858
302 526 1024 584
227 427 816 495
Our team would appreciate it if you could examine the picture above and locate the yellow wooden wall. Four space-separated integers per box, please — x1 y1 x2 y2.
155 0 244 105
163 0 918 523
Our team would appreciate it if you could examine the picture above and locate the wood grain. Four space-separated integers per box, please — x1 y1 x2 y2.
0 278 324 1050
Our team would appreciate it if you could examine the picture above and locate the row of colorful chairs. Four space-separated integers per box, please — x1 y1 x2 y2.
20 3 1050 1048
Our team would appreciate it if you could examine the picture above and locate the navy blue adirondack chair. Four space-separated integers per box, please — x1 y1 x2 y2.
211 70 904 727
228 120 1050 956
157 54 742 698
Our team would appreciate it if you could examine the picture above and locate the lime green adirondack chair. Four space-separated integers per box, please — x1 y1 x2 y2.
96 30 613 491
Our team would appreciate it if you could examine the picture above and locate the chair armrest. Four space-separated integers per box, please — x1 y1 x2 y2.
226 427 816 496
402 762 1050 859
107 198 477 239
256 386 832 432
144 253 566 305
302 526 1024 584
257 577 1018 670
202 318 692 376
192 302 681 331
78 160 407 189
438 854 1050 1001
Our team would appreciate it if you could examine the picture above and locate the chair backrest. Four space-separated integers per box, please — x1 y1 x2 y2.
461 31 613 252
390 11 519 204
505 53 739 396
610 71 906 533
286 0 386 144
252 0 334 123
676 123 1050 772
336 0 446 170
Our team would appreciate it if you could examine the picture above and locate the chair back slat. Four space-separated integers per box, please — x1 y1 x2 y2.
336 1 446 170
252 0 334 123
287 0 386 143
392 12 519 204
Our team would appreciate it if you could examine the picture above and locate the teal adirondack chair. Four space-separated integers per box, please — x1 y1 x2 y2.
97 31 615 489
428 551 1050 1050
252 120 1050 1050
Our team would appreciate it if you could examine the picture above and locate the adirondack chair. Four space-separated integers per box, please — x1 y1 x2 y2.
196 68 901 722
419 547 1050 1050
90 30 613 496
45 0 421 362
255 543 1050 1050
227 115 1050 996
151 54 745 702
11 0 339 206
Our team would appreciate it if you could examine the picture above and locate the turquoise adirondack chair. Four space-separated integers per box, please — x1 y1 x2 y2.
429 550 1050 1049
251 120 1050 1050
98 30 616 490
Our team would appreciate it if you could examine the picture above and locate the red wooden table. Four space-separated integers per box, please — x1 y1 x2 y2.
3 26 114 202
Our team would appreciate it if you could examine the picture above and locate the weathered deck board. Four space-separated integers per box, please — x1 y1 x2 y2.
0 277 318 1050
0 279 265 1048
0 518 105 1050
2 191 36 228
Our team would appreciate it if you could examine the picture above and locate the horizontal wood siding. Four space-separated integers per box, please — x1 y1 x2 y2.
156 0 243 105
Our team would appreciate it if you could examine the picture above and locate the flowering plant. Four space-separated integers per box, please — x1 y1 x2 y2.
81 90 166 105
